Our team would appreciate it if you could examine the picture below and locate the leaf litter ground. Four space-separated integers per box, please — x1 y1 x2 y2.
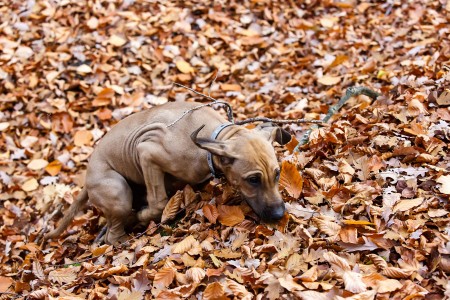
1 0 450 299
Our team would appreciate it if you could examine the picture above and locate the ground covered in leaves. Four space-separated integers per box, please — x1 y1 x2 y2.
1 0 450 299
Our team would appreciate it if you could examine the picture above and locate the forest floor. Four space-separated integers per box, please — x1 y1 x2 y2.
1 0 450 299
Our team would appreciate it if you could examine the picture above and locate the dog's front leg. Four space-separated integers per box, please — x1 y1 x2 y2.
136 144 168 224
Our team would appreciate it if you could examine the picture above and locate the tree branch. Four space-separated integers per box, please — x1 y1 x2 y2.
235 117 327 126
295 86 380 151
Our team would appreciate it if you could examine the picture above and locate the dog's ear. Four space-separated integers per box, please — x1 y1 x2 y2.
190 125 236 158
256 123 292 145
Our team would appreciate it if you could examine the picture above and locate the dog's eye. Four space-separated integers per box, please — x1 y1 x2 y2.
275 169 280 181
246 176 261 186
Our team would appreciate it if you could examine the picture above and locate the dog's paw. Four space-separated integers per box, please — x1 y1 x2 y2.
137 207 152 223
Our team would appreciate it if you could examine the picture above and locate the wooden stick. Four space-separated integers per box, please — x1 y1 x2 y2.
295 86 380 151
235 117 327 126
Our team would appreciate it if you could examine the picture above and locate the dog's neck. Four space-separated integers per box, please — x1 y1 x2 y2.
208 123 241 178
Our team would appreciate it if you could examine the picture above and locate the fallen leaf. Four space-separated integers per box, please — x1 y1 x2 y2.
393 197 424 212
161 191 183 222
153 267 175 288
74 130 93 147
48 268 78 285
76 64 93 74
437 89 450 106
45 160 63 176
176 60 195 74
203 282 225 300
218 205 245 227
202 204 219 224
317 75 341 85
436 175 450 194
185 267 205 283
0 276 13 293
173 235 197 254
109 35 127 47
27 159 49 170
279 160 303 199
22 178 39 192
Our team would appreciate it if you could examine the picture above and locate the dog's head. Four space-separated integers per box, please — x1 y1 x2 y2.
191 123 291 222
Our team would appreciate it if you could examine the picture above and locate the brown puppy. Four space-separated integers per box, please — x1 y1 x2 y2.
45 102 291 244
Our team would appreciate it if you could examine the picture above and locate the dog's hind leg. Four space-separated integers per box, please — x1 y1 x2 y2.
87 170 133 245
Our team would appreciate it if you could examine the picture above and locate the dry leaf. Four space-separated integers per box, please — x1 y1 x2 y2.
22 178 39 192
317 75 341 85
176 60 195 74
48 268 78 285
393 197 424 212
161 191 183 222
185 267 205 283
154 267 175 288
437 89 450 106
0 276 13 293
27 159 49 170
32 260 45 281
74 130 93 147
279 160 303 199
436 175 450 194
313 217 341 237
76 64 92 74
203 282 225 300
109 35 127 47
45 160 63 176
202 204 219 224
173 235 197 254
218 205 245 227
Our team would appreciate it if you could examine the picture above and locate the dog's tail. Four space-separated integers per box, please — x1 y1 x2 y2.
44 188 89 241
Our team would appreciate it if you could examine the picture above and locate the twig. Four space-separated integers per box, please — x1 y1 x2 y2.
235 117 327 126
295 86 380 151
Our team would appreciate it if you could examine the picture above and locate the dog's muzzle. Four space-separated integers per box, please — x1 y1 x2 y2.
261 202 286 221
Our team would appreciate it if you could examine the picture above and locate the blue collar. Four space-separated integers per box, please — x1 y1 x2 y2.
207 122 234 178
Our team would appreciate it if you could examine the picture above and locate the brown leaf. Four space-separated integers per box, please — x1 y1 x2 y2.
161 191 183 222
381 267 413 279
217 205 245 227
27 159 48 170
202 204 219 224
221 84 241 91
185 267 205 283
93 88 115 106
393 197 424 212
45 160 62 176
279 161 303 199
32 260 45 281
317 75 341 85
48 268 78 285
52 112 73 133
173 235 197 254
74 130 93 147
0 276 13 293
176 60 195 74
313 217 341 237
154 267 175 288
203 282 225 300
437 89 450 106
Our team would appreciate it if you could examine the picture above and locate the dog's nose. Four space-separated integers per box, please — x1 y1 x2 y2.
264 202 285 221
